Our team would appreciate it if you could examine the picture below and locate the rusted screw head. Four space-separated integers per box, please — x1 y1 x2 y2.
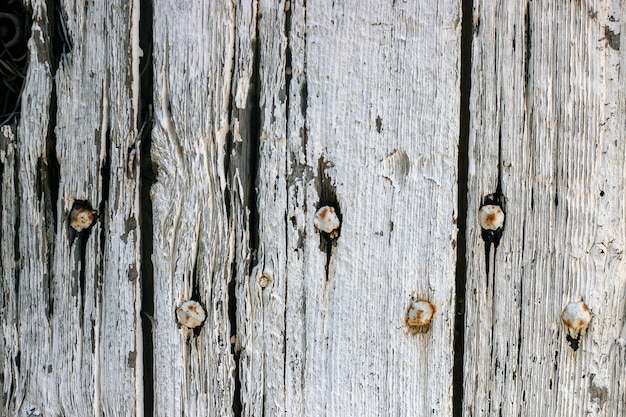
562 301 592 339
70 207 97 232
313 206 341 238
177 300 206 329
478 204 504 231
405 300 436 334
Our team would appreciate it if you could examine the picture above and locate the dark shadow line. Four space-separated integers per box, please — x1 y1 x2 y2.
453 1 473 416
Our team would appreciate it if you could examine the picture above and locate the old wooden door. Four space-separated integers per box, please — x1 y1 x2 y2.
1 1 625 416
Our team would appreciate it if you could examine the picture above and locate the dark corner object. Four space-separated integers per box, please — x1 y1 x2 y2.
0 1 31 126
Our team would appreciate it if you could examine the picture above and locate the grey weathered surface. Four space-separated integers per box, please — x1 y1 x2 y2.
241 1 461 416
465 1 626 416
1 0 142 416
5 1 626 417
150 1 242 416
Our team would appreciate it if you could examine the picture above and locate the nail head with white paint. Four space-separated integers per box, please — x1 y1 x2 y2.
561 301 592 339
313 205 341 238
405 300 436 334
70 206 97 232
177 300 206 329
478 204 504 231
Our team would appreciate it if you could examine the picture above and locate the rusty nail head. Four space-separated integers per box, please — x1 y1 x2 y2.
177 300 206 329
478 204 504 231
405 300 436 334
70 207 97 232
562 301 592 339
314 206 340 238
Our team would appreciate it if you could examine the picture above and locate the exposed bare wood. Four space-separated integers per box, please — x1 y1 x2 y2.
465 1 626 416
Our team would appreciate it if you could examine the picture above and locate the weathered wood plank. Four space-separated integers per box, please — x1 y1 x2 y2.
52 0 142 414
150 1 249 416
1 3 57 416
242 1 462 415
1 0 143 415
465 1 626 416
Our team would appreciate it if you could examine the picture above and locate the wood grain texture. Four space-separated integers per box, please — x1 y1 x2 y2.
242 1 462 416
1 0 142 415
465 1 626 416
150 1 246 416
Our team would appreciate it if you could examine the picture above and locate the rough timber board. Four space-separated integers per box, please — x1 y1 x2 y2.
241 1 462 416
0 0 142 415
149 1 241 416
465 1 626 416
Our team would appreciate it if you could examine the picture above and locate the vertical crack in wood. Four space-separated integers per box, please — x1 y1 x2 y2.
44 84 60 233
454 0 473 416
282 0 295 407
224 14 237 411
228 3 263 415
247 5 261 272
523 2 531 103
284 0 293 127
98 125 111 257
315 157 340 282
44 84 59 320
12 139 20 307
138 0 154 414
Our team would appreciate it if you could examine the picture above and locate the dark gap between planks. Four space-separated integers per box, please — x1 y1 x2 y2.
453 0 474 416
138 0 155 414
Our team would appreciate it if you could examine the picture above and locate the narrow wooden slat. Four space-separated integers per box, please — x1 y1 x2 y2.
1 3 60 416
53 1 142 414
150 1 249 415
1 0 142 415
243 1 462 415
465 1 626 416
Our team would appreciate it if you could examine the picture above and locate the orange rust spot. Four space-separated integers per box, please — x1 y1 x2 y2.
318 206 334 220
486 213 497 223
563 319 573 328
576 320 585 328
405 301 436 332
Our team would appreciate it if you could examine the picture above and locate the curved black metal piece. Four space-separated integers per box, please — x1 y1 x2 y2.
0 1 30 126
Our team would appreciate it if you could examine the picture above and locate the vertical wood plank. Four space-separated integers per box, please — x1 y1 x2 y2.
1 0 143 415
465 1 626 416
53 0 143 414
2 3 61 415
243 1 462 415
0 2 54 414
150 1 249 415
